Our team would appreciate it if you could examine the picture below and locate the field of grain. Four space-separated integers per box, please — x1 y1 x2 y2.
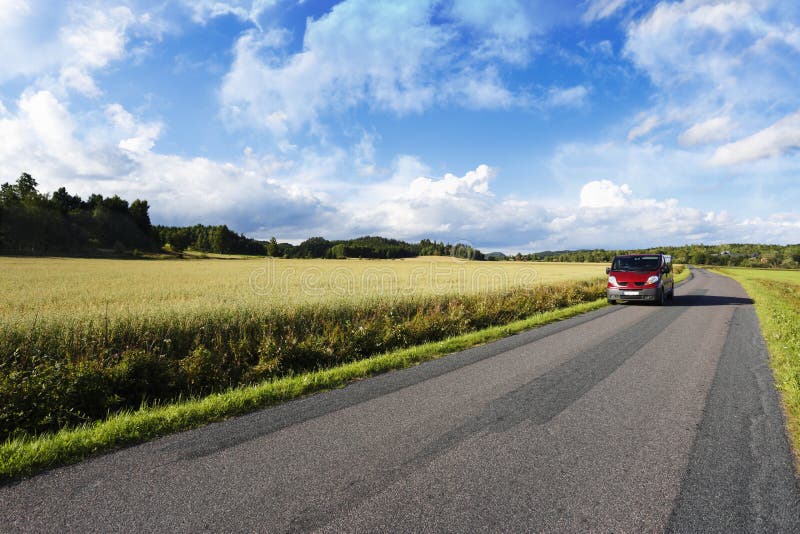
0 256 607 439
1 256 606 327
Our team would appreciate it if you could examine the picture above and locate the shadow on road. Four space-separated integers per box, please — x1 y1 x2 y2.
673 294 754 306
620 294 753 307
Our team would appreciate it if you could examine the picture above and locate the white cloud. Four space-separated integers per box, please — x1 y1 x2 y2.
0 89 328 236
448 0 532 40
0 0 30 26
446 67 516 109
546 85 589 108
337 164 800 250
627 115 660 141
623 0 800 158
60 6 134 70
181 0 277 28
624 1 755 87
58 66 101 97
353 131 378 176
0 2 160 96
220 1 449 133
2 89 798 249
583 0 630 23
0 90 110 177
579 180 631 208
220 0 539 134
710 111 800 166
679 116 734 146
105 104 163 154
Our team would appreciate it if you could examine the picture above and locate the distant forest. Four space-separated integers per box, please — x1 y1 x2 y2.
497 244 800 268
0 174 483 259
2 173 797 266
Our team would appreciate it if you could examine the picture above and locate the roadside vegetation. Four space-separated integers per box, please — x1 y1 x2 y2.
0 282 607 481
672 264 689 284
714 268 800 455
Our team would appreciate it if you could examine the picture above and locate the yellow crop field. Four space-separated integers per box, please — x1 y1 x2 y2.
0 255 607 440
1 256 606 327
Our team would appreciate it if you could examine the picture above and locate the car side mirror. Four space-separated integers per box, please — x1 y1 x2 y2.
605 267 611 274
661 265 670 273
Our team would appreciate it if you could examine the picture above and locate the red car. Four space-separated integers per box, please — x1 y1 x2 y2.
606 254 674 305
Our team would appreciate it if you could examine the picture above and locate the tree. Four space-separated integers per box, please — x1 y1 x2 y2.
266 236 279 257
0 182 19 205
129 199 152 232
51 187 83 213
15 173 39 200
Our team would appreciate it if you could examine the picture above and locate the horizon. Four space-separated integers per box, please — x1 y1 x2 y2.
1 1 799 252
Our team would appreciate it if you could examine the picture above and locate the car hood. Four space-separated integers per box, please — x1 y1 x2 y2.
610 271 658 283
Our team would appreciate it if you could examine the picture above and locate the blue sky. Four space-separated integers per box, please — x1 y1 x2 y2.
1 0 799 252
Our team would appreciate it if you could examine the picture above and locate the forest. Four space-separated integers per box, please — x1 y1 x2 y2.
0 174 483 259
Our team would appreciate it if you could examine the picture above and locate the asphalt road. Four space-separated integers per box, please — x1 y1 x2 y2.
2 269 799 532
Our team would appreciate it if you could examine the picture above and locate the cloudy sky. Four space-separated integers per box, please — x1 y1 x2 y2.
1 0 799 252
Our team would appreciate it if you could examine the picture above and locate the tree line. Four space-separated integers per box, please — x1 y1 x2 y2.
500 244 800 268
276 236 484 260
0 173 155 254
0 174 487 260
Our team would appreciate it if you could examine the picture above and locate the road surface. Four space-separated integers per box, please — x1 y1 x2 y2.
2 269 799 532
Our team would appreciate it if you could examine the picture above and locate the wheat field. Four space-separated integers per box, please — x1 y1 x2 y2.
1 256 606 327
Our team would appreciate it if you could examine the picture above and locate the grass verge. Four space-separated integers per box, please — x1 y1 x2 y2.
673 264 691 284
714 267 800 458
1 297 608 482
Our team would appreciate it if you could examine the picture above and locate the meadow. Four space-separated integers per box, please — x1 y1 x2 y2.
1 256 607 441
715 268 800 455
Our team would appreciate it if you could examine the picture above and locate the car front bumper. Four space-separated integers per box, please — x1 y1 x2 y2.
607 286 659 302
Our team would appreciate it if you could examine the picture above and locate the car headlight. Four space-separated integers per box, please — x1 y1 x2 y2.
646 275 660 285
608 276 617 285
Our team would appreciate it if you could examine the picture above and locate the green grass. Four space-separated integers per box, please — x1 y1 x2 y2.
714 267 800 457
0 297 607 482
673 264 690 284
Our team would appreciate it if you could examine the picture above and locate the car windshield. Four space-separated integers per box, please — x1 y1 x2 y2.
612 256 661 272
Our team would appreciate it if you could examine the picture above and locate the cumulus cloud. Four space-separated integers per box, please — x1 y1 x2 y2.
2 89 798 249
0 89 329 236
220 1 448 134
105 104 162 154
219 0 546 134
710 111 800 166
579 180 631 208
0 90 110 177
